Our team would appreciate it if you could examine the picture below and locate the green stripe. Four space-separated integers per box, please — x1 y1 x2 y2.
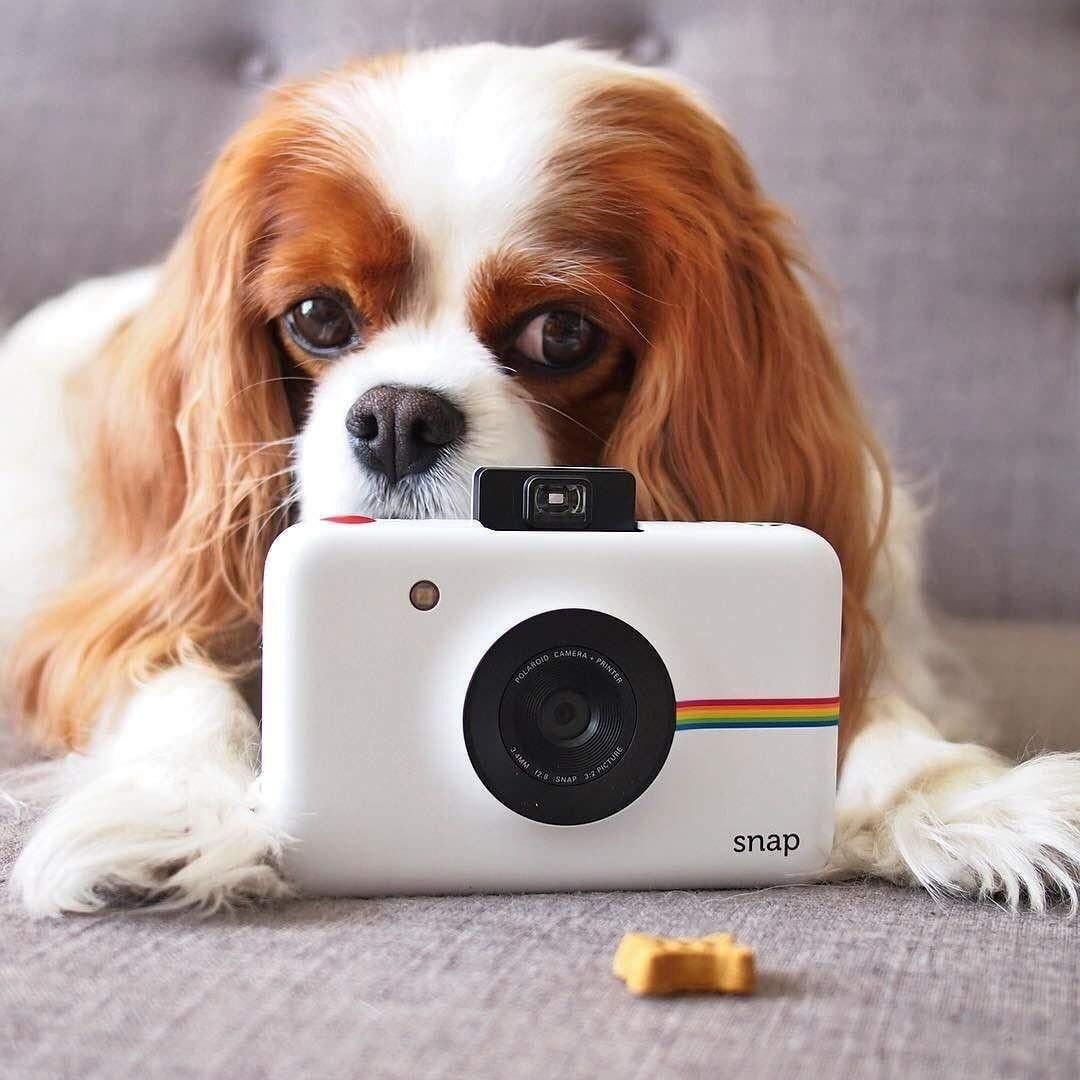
677 717 839 730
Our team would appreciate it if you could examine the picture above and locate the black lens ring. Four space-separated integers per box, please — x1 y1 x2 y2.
463 609 676 825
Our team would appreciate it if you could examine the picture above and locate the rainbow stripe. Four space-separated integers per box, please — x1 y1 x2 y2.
675 697 840 731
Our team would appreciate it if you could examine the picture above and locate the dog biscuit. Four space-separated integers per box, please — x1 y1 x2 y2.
613 932 756 996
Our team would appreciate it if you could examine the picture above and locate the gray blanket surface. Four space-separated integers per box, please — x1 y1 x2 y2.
2 735 1077 1080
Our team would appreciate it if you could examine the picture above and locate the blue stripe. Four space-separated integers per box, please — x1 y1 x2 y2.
676 719 839 731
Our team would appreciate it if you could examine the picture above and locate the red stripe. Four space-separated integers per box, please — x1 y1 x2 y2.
677 697 840 708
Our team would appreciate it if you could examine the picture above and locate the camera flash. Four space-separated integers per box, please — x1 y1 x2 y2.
409 580 440 611
546 491 566 506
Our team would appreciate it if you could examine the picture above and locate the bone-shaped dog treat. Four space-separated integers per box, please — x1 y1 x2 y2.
613 932 756 996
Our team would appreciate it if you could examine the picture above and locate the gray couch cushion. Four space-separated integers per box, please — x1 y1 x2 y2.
941 617 1080 755
1 0 1078 623
2 769 1078 1080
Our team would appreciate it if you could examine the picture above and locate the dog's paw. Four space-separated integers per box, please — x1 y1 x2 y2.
831 752 1080 912
10 760 292 916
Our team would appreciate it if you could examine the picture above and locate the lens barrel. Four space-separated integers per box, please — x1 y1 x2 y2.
500 646 633 786
464 609 675 825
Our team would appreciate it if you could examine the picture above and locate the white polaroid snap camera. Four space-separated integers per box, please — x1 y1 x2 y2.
261 467 841 896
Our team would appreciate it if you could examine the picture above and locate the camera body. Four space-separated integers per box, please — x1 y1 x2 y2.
262 470 842 896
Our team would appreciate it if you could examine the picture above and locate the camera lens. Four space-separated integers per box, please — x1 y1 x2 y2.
500 646 632 786
538 689 594 746
463 609 676 825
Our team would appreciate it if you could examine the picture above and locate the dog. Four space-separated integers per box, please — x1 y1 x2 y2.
2 43 1078 915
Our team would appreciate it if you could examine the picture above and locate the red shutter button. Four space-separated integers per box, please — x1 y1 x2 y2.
322 515 376 524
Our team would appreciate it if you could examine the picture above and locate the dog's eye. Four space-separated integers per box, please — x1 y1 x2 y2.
284 296 359 356
513 309 603 370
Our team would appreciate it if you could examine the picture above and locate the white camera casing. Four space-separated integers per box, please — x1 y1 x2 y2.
261 518 841 896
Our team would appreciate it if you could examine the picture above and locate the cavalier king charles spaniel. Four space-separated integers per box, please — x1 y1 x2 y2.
3 43 1079 915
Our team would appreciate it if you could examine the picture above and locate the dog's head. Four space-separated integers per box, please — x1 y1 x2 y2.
15 44 889 749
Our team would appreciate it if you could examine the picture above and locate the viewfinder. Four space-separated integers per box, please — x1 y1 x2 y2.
525 476 592 529
471 467 637 532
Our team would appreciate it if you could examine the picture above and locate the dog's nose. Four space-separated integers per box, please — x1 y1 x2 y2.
345 385 465 484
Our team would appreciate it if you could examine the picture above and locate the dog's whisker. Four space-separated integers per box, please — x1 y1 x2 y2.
223 376 312 410
527 399 605 444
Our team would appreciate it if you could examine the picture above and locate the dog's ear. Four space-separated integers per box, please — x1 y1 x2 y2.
589 76 891 754
8 112 301 749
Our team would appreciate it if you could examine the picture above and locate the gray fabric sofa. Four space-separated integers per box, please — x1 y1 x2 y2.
2 2 1078 1077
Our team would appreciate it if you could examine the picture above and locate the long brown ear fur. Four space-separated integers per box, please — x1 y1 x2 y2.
576 76 891 757
7 117 299 750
